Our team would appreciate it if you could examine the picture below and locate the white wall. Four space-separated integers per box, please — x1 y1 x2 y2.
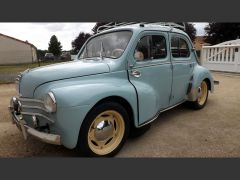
0 35 37 65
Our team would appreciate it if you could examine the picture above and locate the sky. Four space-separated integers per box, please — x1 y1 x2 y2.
0 23 208 50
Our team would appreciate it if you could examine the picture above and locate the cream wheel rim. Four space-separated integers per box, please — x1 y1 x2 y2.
88 110 125 155
198 81 208 105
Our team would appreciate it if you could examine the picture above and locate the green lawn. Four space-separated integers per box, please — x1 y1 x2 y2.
0 61 66 73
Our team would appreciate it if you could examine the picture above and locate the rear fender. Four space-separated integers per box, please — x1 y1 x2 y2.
187 65 214 101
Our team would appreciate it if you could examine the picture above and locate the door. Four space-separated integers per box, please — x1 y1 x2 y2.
128 32 172 125
169 33 194 106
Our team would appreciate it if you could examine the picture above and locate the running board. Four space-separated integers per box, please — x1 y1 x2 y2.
138 100 185 128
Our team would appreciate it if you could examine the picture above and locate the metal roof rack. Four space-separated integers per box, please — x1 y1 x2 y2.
96 22 186 33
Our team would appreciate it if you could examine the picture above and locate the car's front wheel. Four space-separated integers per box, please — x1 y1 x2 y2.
77 102 129 157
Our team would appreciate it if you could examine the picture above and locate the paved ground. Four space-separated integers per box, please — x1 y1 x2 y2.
0 72 240 157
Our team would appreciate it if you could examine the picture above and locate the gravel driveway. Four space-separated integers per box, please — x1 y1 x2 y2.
0 73 18 83
0 72 240 157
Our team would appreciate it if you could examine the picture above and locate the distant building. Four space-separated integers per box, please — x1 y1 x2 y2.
0 33 37 65
194 36 211 51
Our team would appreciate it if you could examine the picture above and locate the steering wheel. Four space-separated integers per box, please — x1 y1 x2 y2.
111 49 124 58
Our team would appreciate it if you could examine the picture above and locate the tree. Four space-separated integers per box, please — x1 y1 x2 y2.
48 35 62 56
185 23 196 42
71 32 92 54
205 23 240 45
37 49 48 60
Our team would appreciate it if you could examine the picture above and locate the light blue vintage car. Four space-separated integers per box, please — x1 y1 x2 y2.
9 23 215 157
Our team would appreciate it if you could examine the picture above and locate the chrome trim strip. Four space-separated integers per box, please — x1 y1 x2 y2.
48 92 56 104
132 62 171 69
138 100 185 128
18 97 44 104
21 112 55 123
22 105 48 112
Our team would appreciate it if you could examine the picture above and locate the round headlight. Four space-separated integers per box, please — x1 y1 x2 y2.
44 92 57 113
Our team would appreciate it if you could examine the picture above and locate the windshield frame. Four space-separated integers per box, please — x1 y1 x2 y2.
77 29 133 60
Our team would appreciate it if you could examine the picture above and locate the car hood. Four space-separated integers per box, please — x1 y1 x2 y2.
19 60 110 97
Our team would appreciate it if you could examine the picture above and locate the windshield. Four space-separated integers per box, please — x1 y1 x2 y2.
78 31 132 60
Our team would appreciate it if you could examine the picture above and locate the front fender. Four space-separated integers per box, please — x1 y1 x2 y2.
52 79 137 109
34 72 138 148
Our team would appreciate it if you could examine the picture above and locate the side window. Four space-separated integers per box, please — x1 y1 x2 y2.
134 36 150 61
179 38 190 57
171 37 179 58
134 35 167 61
151 35 167 59
171 36 190 58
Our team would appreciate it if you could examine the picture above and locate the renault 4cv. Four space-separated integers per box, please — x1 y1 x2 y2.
9 23 215 157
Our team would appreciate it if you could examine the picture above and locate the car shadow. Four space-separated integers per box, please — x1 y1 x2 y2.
26 102 211 157
126 103 196 142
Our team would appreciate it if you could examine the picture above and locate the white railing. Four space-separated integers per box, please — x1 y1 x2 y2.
201 44 240 73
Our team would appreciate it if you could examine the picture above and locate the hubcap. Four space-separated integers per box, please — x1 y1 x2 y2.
197 81 208 105
95 120 114 141
88 110 125 155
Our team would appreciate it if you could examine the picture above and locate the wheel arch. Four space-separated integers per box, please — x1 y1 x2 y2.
192 65 214 91
187 65 214 101
203 78 211 91
91 96 135 130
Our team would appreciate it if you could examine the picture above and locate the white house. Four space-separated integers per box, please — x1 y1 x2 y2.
0 33 37 65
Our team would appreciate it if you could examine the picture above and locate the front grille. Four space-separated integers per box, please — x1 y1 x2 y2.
14 97 55 124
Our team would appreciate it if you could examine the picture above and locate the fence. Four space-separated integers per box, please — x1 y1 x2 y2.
201 40 240 73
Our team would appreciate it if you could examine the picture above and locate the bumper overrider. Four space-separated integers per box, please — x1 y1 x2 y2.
8 96 61 145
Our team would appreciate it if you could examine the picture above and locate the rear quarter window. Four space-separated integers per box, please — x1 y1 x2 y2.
171 36 190 58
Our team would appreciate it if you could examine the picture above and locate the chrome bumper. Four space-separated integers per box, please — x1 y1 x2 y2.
8 105 61 145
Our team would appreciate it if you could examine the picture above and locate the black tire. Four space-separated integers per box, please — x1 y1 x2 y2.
189 80 209 110
77 101 130 157
129 124 151 138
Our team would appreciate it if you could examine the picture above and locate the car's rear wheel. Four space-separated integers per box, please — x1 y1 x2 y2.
190 80 209 109
77 102 129 157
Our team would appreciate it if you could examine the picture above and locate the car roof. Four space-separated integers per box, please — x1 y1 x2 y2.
97 23 188 37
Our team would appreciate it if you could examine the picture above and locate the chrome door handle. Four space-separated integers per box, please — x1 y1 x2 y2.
131 70 141 77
